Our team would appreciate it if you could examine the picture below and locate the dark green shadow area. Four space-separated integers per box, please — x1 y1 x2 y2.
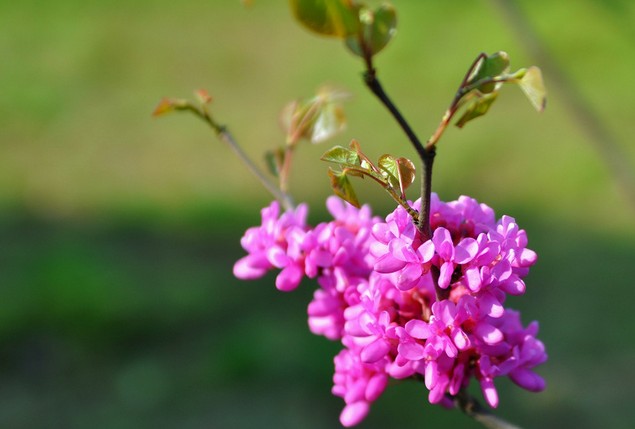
0 208 633 429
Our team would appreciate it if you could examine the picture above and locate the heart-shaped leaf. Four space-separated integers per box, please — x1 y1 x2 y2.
345 4 397 57
378 154 401 190
328 168 360 207
289 0 360 38
378 154 415 197
321 145 362 166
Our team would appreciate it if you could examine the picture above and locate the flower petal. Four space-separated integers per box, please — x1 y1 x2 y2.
475 323 504 345
509 368 546 392
275 264 303 291
374 253 407 273
361 338 391 363
480 378 499 408
340 401 370 427
398 341 426 361
405 319 432 339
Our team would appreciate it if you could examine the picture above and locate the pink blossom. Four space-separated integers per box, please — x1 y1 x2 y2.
235 194 546 426
432 228 479 289
371 201 435 291
233 201 309 291
332 347 389 427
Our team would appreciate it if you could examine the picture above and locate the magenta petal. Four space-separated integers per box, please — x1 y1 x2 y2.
417 240 435 262
311 249 333 268
491 259 512 282
449 362 465 395
374 253 407 273
398 341 426 361
275 264 303 291
428 382 447 404
444 338 458 358
405 319 431 339
388 360 415 378
340 402 370 427
475 323 504 345
390 238 418 262
438 261 454 289
361 339 391 363
509 368 546 392
344 380 366 404
518 248 538 266
452 329 470 350
432 227 453 259
266 246 289 268
326 195 345 218
501 278 526 295
464 266 482 291
480 378 499 408
233 257 267 279
480 293 504 318
308 317 339 340
425 360 438 390
455 238 478 264
371 223 392 243
244 252 273 269
365 374 388 402
398 263 423 288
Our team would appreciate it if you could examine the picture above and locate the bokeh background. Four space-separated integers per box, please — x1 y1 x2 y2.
2 0 635 428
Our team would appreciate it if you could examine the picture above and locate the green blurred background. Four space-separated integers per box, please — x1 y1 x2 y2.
2 0 635 427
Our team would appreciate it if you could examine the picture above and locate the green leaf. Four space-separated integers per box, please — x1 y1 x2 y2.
378 154 400 190
455 92 499 128
289 0 360 38
345 4 397 57
321 145 361 166
466 51 510 94
517 66 547 112
377 154 415 198
328 168 360 207
370 4 397 54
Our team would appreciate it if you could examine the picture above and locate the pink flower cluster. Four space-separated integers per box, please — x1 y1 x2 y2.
235 194 547 426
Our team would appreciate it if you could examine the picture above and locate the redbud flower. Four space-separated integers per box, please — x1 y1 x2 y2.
233 201 309 291
235 194 546 426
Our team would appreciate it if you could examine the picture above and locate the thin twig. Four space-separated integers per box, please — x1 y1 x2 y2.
191 106 294 210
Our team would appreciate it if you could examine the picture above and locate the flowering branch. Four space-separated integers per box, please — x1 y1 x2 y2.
157 2 550 428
